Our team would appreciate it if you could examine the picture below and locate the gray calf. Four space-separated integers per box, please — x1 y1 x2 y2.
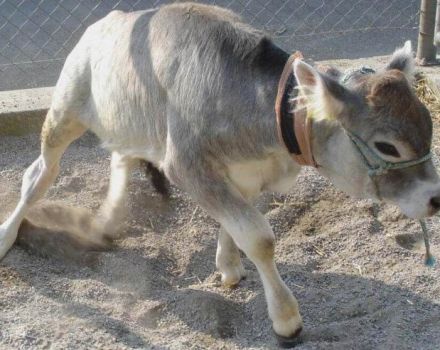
1 2 439 347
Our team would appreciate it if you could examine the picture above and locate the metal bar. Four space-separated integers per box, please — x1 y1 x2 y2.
417 0 438 64
434 0 440 47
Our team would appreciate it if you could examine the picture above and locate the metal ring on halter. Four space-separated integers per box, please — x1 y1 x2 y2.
340 66 376 85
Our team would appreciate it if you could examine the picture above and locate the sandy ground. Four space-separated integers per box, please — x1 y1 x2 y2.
1 119 440 348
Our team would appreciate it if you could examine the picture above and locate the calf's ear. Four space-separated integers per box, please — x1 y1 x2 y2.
386 41 415 78
293 60 358 125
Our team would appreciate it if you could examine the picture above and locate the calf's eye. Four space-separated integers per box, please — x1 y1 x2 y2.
374 142 400 157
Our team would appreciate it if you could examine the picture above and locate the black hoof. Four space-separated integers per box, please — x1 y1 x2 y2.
274 327 303 348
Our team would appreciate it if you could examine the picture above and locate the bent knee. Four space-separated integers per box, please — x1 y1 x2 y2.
249 236 275 262
221 216 275 262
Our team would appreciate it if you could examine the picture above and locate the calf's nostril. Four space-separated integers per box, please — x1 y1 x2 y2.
430 196 440 210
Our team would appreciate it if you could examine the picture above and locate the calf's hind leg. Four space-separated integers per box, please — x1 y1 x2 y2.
95 152 135 238
0 110 86 259
216 228 246 287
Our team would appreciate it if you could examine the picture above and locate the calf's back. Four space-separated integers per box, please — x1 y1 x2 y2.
53 2 289 169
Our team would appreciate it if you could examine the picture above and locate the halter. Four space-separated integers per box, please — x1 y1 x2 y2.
346 130 432 177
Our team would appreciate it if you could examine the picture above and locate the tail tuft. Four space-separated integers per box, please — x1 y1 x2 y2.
140 160 170 199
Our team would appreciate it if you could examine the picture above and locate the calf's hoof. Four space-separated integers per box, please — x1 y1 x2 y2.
274 327 303 348
220 265 246 288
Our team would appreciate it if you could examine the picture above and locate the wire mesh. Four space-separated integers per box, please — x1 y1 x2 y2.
0 0 421 91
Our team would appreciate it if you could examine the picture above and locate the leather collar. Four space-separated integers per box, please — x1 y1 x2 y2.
275 51 317 168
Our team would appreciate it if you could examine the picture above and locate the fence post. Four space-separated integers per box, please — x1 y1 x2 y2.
435 0 440 46
417 0 437 64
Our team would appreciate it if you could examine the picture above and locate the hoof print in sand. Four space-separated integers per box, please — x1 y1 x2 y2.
168 289 243 339
395 233 423 251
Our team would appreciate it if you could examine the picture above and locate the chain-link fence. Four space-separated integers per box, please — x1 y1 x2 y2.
0 0 421 91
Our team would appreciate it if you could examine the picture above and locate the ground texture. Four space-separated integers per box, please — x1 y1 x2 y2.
1 94 440 349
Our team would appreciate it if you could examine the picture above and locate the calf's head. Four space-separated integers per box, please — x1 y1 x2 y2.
294 42 440 219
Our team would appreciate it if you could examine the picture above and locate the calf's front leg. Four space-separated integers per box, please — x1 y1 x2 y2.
220 208 303 345
168 164 303 346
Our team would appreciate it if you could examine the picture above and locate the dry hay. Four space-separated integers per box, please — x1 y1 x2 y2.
415 73 440 120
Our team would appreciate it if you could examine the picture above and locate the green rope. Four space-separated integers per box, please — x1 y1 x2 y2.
420 219 436 267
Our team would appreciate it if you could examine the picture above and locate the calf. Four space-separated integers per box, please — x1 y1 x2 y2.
1 2 439 347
